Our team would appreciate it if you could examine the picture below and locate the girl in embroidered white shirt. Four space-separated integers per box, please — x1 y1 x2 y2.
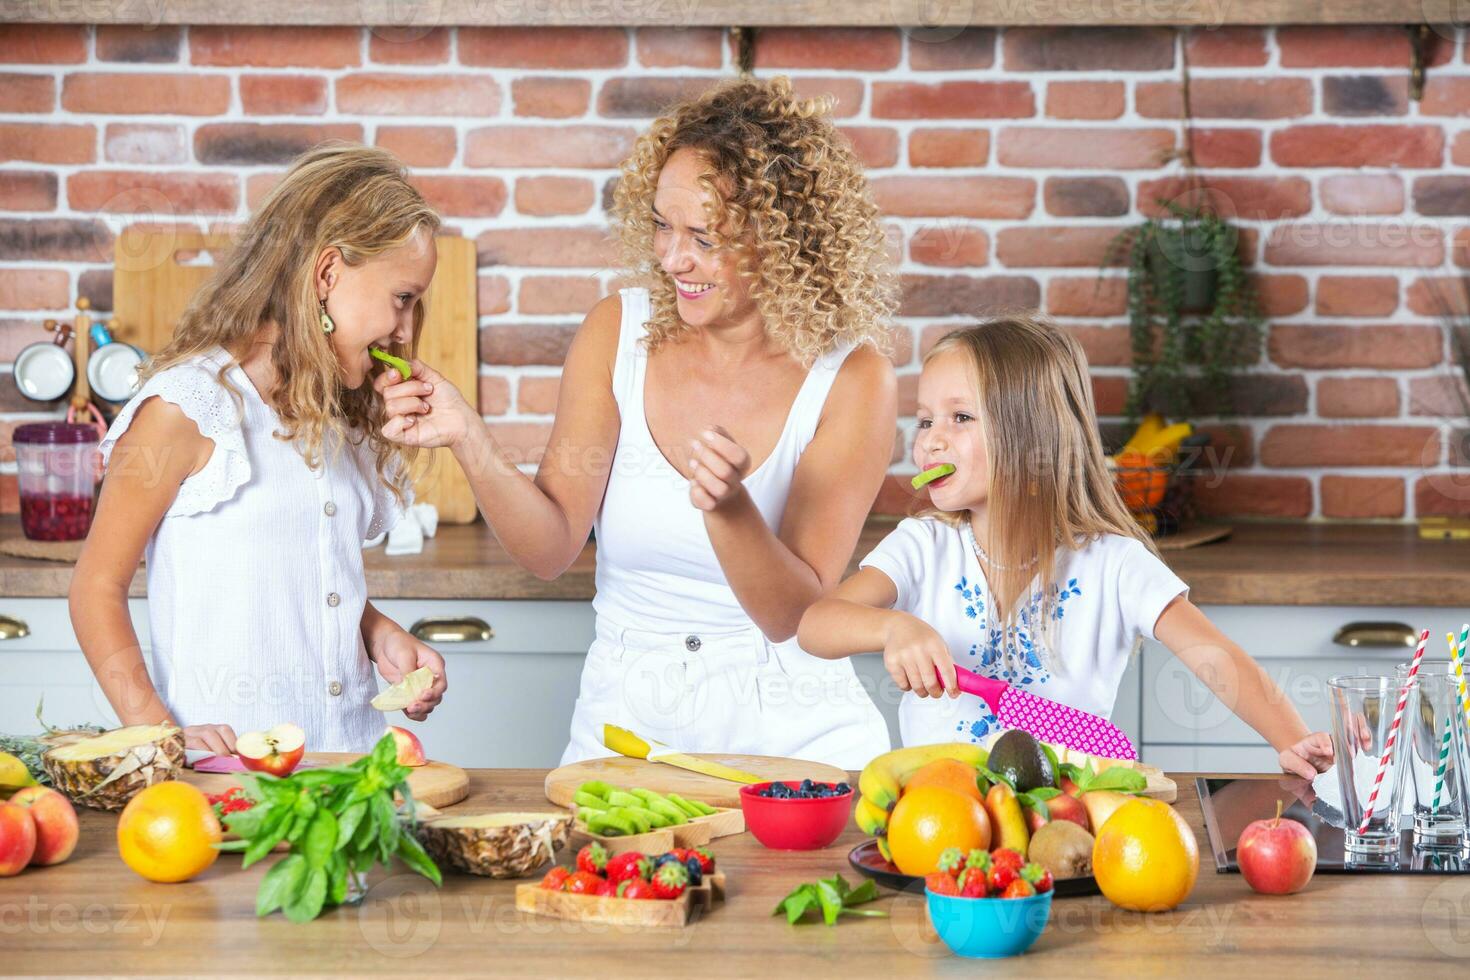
799 315 1334 782
71 144 448 755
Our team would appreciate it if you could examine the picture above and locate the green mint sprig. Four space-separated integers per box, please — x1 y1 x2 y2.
774 874 887 926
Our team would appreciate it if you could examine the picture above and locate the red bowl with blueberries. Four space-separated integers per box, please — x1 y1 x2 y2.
739 779 854 851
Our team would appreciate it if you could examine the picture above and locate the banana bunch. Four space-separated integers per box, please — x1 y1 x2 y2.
1111 413 1193 467
0 751 38 799
853 742 988 861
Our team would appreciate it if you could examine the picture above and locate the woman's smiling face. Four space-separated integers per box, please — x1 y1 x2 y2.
652 147 756 329
913 348 990 512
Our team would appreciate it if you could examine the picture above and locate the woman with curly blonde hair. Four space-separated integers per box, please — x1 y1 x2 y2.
73 142 449 755
383 76 899 765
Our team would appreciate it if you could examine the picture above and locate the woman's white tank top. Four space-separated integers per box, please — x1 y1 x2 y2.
592 287 855 634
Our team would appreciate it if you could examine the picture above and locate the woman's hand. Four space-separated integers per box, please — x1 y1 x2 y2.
376 360 475 450
371 625 448 722
883 614 959 699
689 425 752 512
1278 731 1333 782
182 723 238 755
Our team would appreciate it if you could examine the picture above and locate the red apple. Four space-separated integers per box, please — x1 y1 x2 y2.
1060 775 1082 797
386 726 426 767
1237 800 1317 895
236 723 306 777
1040 791 1090 832
0 802 36 876
8 786 78 866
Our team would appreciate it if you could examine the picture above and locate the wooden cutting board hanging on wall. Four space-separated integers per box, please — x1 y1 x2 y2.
112 227 480 523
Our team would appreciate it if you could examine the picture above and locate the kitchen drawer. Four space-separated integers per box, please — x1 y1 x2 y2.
1139 604 1457 748
371 599 595 654
1140 744 1280 774
0 597 151 651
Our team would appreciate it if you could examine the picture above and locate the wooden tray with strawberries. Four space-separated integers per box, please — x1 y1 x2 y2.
567 806 744 857
514 872 726 928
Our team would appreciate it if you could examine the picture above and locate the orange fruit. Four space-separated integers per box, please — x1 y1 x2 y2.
901 757 984 803
1092 797 1198 912
886 785 990 876
117 782 222 883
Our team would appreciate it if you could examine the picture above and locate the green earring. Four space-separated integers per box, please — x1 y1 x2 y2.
319 298 335 335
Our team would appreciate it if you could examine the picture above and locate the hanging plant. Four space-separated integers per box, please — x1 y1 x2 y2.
1104 201 1264 420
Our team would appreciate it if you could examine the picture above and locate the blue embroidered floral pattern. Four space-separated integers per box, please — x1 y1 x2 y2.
951 576 1083 743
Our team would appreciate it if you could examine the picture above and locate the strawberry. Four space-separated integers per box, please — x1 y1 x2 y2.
595 879 617 897
619 878 657 900
539 866 571 891
605 851 651 885
964 849 991 873
691 846 715 874
651 860 689 900
1020 862 1054 894
564 870 604 895
988 863 1018 894
1001 878 1036 899
936 847 966 877
575 842 608 876
925 872 960 896
990 848 1023 872
957 867 988 898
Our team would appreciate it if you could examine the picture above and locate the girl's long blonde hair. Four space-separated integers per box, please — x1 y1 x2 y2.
610 75 896 364
921 313 1156 662
141 142 439 505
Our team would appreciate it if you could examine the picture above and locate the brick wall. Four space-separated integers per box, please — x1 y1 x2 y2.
2 22 1468 521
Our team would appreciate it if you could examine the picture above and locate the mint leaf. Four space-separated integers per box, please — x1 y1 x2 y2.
844 879 880 906
256 854 305 917
1084 766 1147 793
815 880 845 926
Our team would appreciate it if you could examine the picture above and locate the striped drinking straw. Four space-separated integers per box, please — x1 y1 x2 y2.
1358 628 1430 835
1444 630 1470 813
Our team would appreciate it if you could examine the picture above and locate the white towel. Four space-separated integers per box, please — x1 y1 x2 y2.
369 502 439 555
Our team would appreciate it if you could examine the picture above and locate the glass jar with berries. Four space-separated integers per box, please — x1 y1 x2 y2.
14 422 100 542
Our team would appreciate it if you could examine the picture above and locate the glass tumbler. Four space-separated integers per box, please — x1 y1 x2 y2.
1395 660 1469 849
1328 674 1412 856
14 422 99 542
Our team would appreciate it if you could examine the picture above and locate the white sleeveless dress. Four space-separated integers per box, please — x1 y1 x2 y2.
97 346 396 751
560 288 891 767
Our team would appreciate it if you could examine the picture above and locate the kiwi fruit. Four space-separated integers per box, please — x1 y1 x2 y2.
1029 820 1095 880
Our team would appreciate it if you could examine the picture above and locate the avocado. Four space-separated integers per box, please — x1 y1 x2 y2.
988 729 1055 793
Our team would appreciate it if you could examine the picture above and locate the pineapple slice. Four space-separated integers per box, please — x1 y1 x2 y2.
371 666 435 712
416 810 572 878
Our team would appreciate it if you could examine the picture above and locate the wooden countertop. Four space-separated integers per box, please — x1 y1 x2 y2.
5 768 1464 975
5 516 1467 606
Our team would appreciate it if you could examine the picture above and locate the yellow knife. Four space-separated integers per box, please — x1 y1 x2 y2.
602 724 763 784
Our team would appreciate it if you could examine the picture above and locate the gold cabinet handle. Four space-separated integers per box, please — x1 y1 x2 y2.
0 615 29 640
410 617 492 643
1333 622 1417 649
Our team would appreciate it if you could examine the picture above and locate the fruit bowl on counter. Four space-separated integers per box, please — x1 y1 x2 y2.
739 779 854 850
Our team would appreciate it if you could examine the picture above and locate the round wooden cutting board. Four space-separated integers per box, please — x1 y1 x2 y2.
182 752 470 808
544 754 850 810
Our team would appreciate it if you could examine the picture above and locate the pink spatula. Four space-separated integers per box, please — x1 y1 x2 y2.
941 664 1138 761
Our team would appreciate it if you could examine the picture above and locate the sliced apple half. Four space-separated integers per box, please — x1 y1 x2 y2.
371 666 435 712
236 723 306 778
386 725 426 767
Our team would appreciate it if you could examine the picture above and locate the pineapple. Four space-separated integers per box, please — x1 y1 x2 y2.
42 724 185 811
416 811 572 878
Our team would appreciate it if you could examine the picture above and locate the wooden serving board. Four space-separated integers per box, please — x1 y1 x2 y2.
545 754 849 810
567 807 745 857
515 872 725 928
1137 765 1177 803
181 752 470 808
112 228 480 523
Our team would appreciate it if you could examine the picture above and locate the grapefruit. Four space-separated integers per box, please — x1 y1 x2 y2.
886 785 990 876
117 782 222 883
901 757 984 802
1092 797 1198 912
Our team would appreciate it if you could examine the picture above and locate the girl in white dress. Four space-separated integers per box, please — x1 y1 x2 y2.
377 76 896 767
71 143 449 754
799 314 1335 781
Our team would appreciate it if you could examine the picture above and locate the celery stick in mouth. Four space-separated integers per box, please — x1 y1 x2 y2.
911 463 955 490
370 347 411 380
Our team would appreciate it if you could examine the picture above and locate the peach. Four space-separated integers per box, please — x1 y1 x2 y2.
9 786 79 866
0 801 37 876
